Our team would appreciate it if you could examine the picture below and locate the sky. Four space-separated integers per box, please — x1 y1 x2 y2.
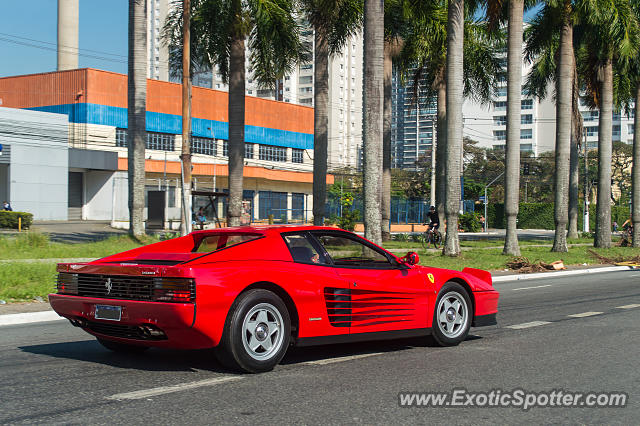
0 0 544 79
0 0 128 77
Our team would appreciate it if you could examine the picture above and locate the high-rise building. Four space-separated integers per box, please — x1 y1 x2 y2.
147 0 169 81
390 67 436 170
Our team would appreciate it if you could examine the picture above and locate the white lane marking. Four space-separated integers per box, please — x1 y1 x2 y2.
507 321 552 330
107 376 243 401
616 304 640 309
0 311 64 327
303 352 385 366
567 311 603 318
512 284 552 291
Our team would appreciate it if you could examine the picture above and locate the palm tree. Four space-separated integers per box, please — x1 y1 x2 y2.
128 0 147 237
362 0 384 244
164 0 303 226
576 0 638 248
630 1 640 246
300 0 363 227
444 0 464 256
484 0 538 255
392 1 500 235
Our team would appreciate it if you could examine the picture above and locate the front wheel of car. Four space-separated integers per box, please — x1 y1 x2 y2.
216 289 291 373
431 282 472 346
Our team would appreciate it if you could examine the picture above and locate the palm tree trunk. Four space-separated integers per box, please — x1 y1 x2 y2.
313 30 329 226
128 0 147 237
444 0 464 256
362 0 383 245
594 58 613 248
632 83 640 246
435 73 447 220
180 0 192 236
503 0 523 256
227 34 245 227
551 11 573 252
567 67 582 240
381 40 392 241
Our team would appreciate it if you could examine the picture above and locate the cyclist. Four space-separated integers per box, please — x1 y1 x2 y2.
425 206 440 234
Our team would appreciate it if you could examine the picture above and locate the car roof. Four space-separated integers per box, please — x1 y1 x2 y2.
189 225 347 236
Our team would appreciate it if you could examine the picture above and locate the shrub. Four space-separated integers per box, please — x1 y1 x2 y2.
393 233 410 242
459 212 483 232
0 211 33 229
338 209 360 231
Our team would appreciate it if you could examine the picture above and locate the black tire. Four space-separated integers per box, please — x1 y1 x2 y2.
215 289 291 373
97 338 149 353
431 282 472 346
432 231 442 249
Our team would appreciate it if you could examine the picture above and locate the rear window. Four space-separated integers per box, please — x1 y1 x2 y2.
194 233 261 253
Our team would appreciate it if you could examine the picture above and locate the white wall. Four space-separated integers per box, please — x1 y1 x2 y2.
85 171 116 220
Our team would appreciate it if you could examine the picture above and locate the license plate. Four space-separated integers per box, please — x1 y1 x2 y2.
95 305 122 321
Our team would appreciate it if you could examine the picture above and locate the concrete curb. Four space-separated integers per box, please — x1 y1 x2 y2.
491 265 633 282
0 311 63 327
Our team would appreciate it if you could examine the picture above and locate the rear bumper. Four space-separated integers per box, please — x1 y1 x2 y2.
48 294 216 349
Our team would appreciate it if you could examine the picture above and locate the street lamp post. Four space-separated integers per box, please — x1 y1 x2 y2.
484 172 504 233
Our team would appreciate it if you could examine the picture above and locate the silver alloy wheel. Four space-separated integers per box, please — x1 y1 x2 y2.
436 291 468 338
241 303 284 361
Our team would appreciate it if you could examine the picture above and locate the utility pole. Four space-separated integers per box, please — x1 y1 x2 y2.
484 172 504 233
180 0 192 235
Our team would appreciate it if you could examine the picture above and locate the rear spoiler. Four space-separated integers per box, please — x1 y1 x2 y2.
462 267 493 287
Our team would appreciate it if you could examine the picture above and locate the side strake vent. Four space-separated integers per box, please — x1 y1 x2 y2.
324 288 417 328
324 288 352 327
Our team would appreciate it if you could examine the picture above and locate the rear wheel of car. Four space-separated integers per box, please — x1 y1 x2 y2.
216 289 291 373
431 282 472 346
97 338 149 353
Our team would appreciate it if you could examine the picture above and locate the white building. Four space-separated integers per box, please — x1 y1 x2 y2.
147 0 170 81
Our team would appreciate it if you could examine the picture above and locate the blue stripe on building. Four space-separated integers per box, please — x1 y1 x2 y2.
27 103 313 150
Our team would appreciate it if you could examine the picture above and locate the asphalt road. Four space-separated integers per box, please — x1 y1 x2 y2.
1 271 639 425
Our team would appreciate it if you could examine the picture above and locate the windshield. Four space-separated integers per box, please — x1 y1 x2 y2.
193 233 261 253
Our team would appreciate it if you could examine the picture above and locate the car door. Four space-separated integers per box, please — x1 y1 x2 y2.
280 232 352 338
310 231 430 334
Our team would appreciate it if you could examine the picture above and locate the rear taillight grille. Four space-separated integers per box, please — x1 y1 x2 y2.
56 273 195 302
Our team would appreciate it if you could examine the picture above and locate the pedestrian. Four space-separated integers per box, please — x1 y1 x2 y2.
613 221 618 232
2 201 12 211
196 207 207 230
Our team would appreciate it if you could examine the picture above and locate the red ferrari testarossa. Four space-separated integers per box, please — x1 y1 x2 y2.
50 226 499 372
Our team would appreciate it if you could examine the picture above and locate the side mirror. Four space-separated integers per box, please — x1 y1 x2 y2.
401 251 419 265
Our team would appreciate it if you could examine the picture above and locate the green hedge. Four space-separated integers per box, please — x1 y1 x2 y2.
483 203 629 230
0 211 33 229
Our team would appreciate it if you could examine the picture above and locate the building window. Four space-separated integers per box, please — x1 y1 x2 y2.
629 124 635 134
300 98 313 105
521 114 533 124
520 144 533 152
191 136 216 155
292 193 305 220
147 132 175 151
259 191 288 220
494 101 507 111
493 116 506 126
521 129 533 140
301 64 312 70
300 87 313 93
585 126 598 137
116 128 127 147
223 141 228 156
521 99 533 110
493 130 506 141
245 143 254 159
292 148 304 163
496 87 507 97
613 124 621 140
259 144 287 162
299 76 313 84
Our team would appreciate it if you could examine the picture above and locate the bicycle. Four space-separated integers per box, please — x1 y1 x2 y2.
421 226 442 249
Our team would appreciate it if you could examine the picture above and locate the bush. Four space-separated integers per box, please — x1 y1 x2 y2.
393 233 410 242
338 209 360 231
459 212 483 232
0 211 33 229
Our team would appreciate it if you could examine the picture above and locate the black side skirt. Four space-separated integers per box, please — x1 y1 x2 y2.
295 328 431 347
472 313 497 327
